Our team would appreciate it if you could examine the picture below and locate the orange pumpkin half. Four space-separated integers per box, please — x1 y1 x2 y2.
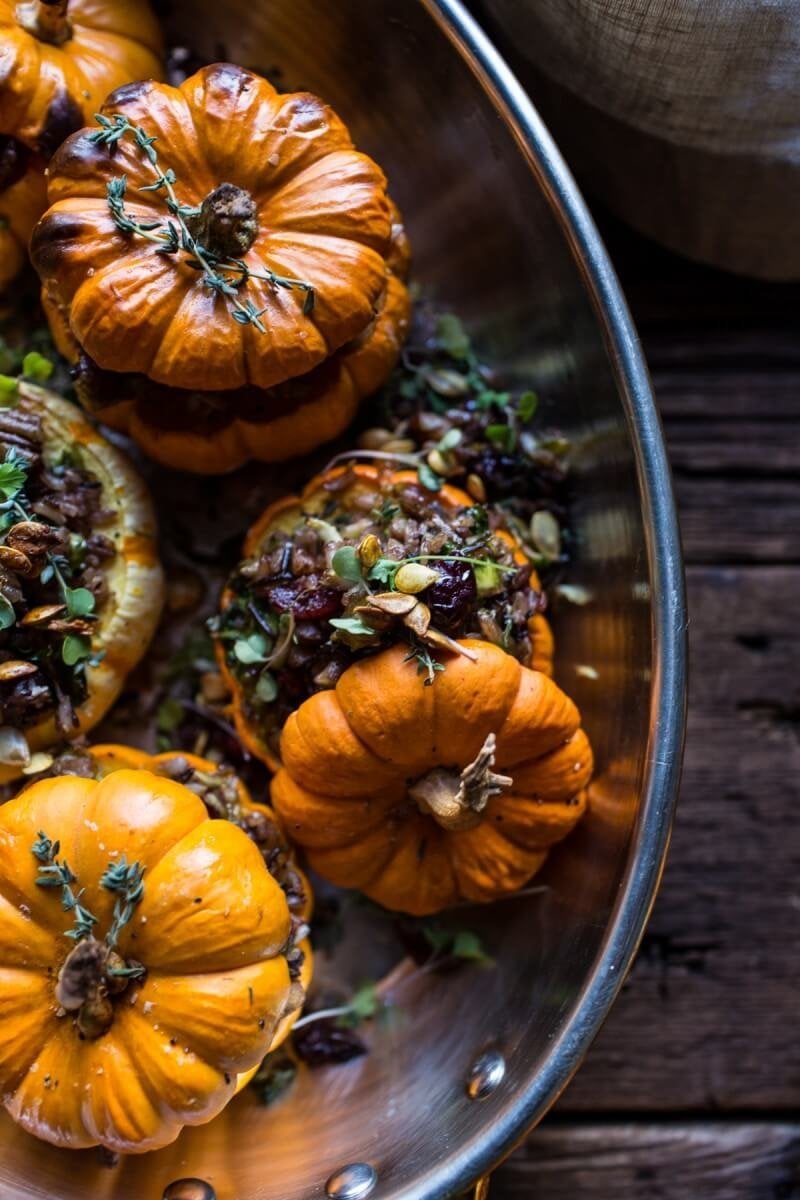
0 766 296 1152
272 640 593 915
31 63 411 471
215 463 554 773
0 383 164 783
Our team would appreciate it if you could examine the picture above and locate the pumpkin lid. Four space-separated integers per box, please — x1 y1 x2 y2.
32 63 398 392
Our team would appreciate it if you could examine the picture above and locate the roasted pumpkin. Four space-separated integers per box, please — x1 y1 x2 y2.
0 383 163 783
0 765 297 1152
31 63 411 471
81 742 313 1057
0 0 163 159
272 640 592 914
215 463 554 773
0 138 47 291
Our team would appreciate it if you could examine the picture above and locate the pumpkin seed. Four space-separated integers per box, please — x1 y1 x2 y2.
357 427 393 451
0 545 32 575
0 725 30 767
382 438 417 455
366 592 418 616
20 603 67 626
530 510 561 560
357 534 381 569
423 628 479 661
426 448 454 477
556 584 592 605
22 751 53 775
394 563 440 594
403 600 431 636
422 367 470 397
466 473 486 502
0 659 38 683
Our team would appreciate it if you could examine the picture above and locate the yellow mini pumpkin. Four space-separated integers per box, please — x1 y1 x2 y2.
0 383 163 782
0 765 296 1152
31 64 411 471
0 0 164 159
272 640 593 915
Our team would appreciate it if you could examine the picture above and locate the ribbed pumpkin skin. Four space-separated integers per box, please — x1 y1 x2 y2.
0 0 164 159
272 640 592 915
0 160 47 291
218 464 554 775
0 768 293 1152
86 743 314 1060
32 64 398 393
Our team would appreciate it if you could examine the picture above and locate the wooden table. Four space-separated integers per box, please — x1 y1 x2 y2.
493 218 800 1198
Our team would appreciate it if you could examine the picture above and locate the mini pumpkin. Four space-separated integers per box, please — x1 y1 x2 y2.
31 64 411 471
272 640 593 915
0 138 47 292
83 743 313 1057
215 463 554 774
0 766 296 1152
0 0 164 159
0 383 163 783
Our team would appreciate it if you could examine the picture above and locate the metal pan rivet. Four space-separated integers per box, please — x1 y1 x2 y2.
466 1050 506 1099
325 1161 378 1199
163 1180 216 1200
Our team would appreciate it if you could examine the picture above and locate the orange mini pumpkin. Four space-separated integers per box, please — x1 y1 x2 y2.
31 64 411 471
215 463 554 774
0 0 163 159
0 384 163 783
0 139 47 291
0 765 297 1152
272 640 592 915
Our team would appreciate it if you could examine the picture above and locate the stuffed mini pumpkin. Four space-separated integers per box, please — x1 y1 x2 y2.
0 138 48 292
31 64 411 472
272 640 593 915
0 382 163 782
215 463 554 772
0 766 297 1152
0 0 164 159
79 742 313 1056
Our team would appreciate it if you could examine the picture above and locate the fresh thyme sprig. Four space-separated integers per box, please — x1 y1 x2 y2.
32 830 98 941
91 114 316 331
100 856 146 953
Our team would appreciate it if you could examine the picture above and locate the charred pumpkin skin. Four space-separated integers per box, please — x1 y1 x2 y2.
85 743 313 1066
271 640 592 915
218 464 554 775
0 384 164 784
86 269 412 474
32 63 400 393
0 0 164 160
0 159 47 291
0 767 293 1152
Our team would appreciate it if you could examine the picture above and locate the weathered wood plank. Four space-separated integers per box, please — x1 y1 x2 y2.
554 567 800 1112
674 478 800 563
493 1122 800 1198
655 372 800 421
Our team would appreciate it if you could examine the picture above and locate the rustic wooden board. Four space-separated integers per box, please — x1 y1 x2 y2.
493 1122 800 1198
492 226 800 1193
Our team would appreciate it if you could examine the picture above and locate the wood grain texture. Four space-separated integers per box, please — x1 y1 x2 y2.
492 226 800 1195
493 1122 800 1198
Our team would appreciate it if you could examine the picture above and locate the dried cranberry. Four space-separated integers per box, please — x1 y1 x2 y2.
292 1020 367 1067
427 559 477 633
266 578 342 620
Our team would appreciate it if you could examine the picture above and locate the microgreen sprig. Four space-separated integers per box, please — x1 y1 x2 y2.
32 831 98 941
91 114 316 330
101 856 146 955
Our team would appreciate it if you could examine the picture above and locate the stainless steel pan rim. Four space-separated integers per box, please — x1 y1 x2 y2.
407 2 688 1195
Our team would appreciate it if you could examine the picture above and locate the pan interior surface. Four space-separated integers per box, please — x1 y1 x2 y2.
0 2 684 1197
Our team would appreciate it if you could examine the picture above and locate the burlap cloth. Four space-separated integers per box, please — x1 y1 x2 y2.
481 0 800 278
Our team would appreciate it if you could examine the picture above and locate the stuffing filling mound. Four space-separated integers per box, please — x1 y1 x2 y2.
215 465 545 759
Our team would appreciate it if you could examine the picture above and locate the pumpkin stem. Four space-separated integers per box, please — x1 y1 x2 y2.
187 183 259 259
55 937 142 1040
15 0 72 45
408 733 513 832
